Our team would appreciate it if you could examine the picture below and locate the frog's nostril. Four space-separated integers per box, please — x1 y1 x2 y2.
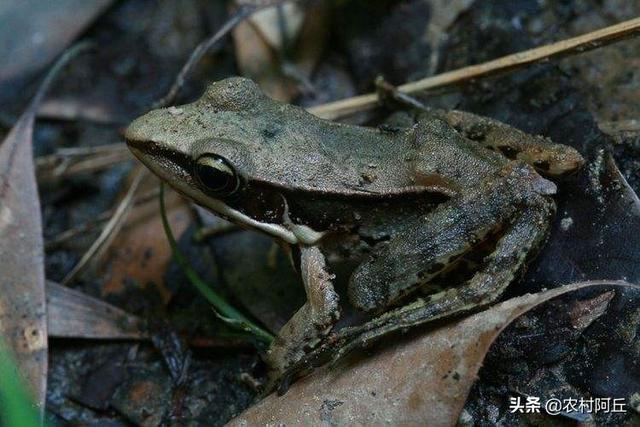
124 118 153 147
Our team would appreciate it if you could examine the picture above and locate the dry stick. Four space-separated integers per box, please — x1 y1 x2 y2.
38 151 132 183
152 0 288 109
308 16 640 121
61 169 146 285
54 142 128 156
53 150 131 177
35 143 127 169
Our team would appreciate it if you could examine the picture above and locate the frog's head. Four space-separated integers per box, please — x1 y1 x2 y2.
125 77 321 245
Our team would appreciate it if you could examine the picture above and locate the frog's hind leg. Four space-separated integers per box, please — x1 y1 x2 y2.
433 109 584 176
348 173 528 313
263 246 340 392
303 195 554 371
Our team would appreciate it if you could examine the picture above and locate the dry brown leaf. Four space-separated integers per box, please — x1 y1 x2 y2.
232 0 327 101
247 2 305 50
0 109 48 406
0 44 89 411
233 2 298 101
229 281 637 426
99 180 193 304
46 281 147 339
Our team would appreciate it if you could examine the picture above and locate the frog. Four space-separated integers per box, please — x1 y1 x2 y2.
125 77 584 393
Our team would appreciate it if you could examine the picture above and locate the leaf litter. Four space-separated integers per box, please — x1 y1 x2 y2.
0 42 91 412
2 1 640 425
230 282 639 426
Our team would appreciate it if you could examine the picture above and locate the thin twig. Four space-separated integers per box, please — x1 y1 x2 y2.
36 143 130 175
54 143 127 156
37 147 132 183
61 169 146 285
308 17 640 120
52 151 130 177
36 144 126 173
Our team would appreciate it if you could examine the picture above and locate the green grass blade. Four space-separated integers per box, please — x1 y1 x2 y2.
0 340 41 427
159 184 274 343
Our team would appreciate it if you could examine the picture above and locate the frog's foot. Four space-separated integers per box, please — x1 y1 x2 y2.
431 109 584 176
283 194 554 379
262 246 340 395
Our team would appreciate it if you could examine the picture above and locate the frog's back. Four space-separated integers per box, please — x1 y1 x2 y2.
201 77 465 198
188 78 414 196
263 102 509 199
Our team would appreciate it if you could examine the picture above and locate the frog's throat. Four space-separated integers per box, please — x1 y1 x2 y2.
198 196 325 246
175 181 319 245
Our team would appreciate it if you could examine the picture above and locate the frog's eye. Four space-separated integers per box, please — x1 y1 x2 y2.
195 154 240 196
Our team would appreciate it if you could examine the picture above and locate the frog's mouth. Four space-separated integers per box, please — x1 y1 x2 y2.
127 141 323 246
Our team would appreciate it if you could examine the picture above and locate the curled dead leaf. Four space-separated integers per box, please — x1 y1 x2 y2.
229 281 638 426
232 0 328 102
0 43 90 411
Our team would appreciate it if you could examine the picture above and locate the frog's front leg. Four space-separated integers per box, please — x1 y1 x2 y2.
431 109 584 176
263 245 340 392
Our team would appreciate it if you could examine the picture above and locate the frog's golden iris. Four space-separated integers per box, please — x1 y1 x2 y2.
195 154 240 196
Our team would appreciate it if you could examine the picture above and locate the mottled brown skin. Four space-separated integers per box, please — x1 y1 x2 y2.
125 77 584 393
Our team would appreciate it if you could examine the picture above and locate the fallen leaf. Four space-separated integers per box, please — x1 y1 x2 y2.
228 281 637 426
46 281 147 339
100 181 193 304
0 117 48 406
0 43 89 411
232 1 299 101
232 0 328 101
246 1 305 50
568 290 615 330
